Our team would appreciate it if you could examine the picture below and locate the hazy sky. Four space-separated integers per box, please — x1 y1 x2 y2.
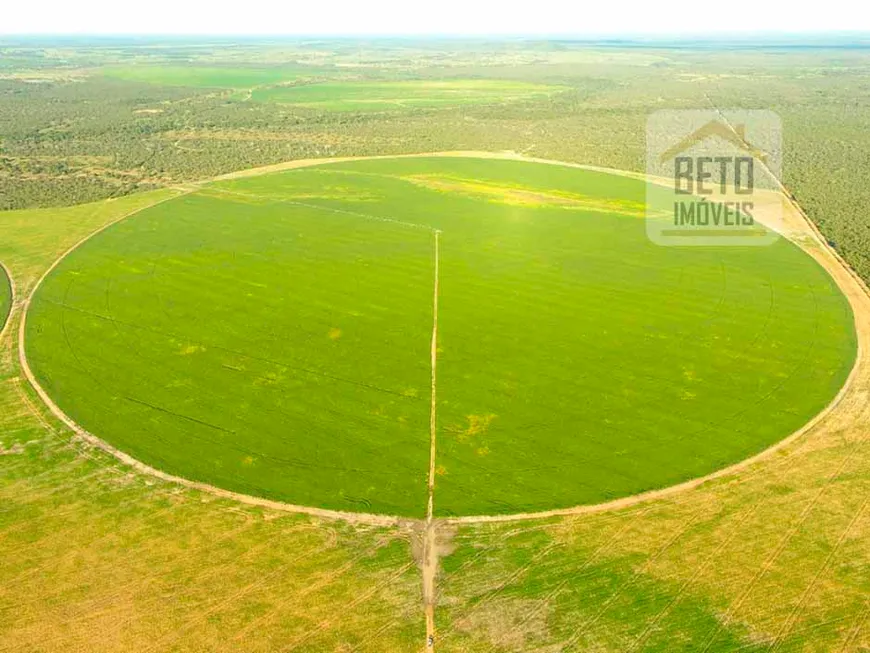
3 0 870 35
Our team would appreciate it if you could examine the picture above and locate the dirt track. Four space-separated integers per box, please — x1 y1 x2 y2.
0 261 15 346
423 229 442 649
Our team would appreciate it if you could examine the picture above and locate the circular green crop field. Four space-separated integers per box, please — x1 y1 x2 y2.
26 157 857 517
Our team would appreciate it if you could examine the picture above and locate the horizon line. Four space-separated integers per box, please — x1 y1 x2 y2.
2 30 870 39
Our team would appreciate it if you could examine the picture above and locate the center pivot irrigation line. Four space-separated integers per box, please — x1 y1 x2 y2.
423 229 442 651
427 229 441 522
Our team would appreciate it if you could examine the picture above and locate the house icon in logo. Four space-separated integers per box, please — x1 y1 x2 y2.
658 120 770 165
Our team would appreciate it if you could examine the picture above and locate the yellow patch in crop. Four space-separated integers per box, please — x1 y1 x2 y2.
179 344 205 355
241 456 255 466
328 327 342 340
200 188 273 206
436 465 448 476
403 174 647 217
456 596 553 649
448 414 498 443
287 185 381 203
401 388 419 399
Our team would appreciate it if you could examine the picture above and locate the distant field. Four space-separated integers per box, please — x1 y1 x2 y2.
251 80 567 110
102 65 307 89
25 157 857 517
0 264 10 332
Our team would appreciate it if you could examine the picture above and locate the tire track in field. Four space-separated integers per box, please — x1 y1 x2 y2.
714 613 852 651
698 436 867 653
839 600 870 652
137 537 387 653
620 377 859 652
226 539 394 647
48 525 334 637
469 507 656 653
10 516 257 625
559 509 708 651
0 451 137 509
9 520 268 651
433 512 649 649
279 561 416 652
0 467 140 521
0 484 182 558
1 493 187 594
297 534 427 651
625 507 758 653
769 496 870 651
431 541 567 652
436 520 562 586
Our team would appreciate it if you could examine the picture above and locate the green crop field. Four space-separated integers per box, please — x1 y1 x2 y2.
250 80 566 110
103 65 307 89
24 156 856 518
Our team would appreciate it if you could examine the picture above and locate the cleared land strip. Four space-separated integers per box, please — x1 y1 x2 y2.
423 229 442 650
427 230 442 521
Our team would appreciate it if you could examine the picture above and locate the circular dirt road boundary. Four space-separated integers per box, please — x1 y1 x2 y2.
15 151 869 526
0 261 15 345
